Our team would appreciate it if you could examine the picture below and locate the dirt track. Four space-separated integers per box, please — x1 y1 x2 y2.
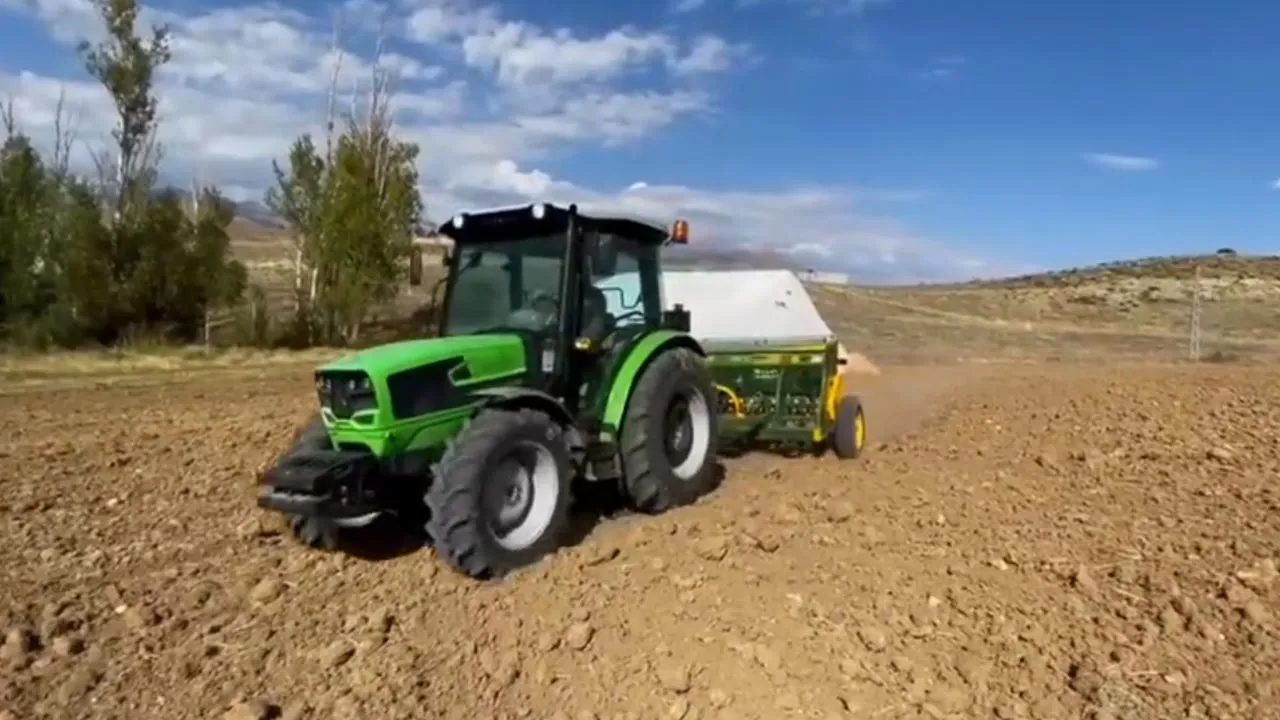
2 363 1279 720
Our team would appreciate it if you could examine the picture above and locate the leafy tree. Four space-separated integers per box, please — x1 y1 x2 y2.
74 0 244 344
1 0 247 348
268 42 422 346
0 133 47 322
79 0 170 220
0 97 103 346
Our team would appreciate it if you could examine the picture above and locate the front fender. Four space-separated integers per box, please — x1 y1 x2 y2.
470 386 575 427
600 330 705 433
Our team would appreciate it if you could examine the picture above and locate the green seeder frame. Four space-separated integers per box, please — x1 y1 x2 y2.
705 338 845 451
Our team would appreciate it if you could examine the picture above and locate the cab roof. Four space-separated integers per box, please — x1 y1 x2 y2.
437 203 671 246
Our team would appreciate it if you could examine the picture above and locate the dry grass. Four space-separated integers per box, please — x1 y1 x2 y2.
0 346 345 392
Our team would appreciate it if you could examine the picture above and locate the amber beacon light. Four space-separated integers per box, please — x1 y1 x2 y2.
671 219 690 244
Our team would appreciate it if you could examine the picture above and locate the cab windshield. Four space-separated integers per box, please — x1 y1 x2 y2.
441 233 566 337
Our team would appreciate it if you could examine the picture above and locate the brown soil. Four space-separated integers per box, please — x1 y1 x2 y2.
2 363 1278 720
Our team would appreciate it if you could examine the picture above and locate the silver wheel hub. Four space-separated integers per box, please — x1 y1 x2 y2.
485 440 561 552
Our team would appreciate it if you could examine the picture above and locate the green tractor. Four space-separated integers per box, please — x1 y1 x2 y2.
258 203 719 579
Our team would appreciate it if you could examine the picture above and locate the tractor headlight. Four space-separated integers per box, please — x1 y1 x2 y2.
531 202 546 219
316 370 377 419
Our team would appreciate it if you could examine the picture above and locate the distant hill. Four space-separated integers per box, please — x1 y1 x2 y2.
232 199 287 228
946 252 1280 290
148 184 287 230
803 250 1280 365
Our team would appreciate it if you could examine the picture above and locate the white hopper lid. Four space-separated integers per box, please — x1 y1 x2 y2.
658 268 836 347
594 268 837 347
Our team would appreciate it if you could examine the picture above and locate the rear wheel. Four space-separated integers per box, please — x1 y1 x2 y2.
831 395 867 459
619 348 720 513
425 408 573 579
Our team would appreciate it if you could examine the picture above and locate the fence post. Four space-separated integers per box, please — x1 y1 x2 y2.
1189 265 1202 362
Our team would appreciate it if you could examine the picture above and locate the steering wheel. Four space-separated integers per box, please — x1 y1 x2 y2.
526 290 560 317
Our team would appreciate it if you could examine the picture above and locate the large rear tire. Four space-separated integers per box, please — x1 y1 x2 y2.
619 347 720 513
425 408 573 579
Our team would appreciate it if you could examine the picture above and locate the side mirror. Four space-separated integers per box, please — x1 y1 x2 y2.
408 248 424 286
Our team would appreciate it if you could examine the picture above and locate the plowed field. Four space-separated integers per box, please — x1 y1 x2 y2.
2 363 1279 720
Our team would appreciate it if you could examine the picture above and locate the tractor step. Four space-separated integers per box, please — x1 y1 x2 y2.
585 439 621 480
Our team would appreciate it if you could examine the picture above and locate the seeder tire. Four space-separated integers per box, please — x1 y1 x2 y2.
425 408 573 579
831 395 867 460
619 348 720 514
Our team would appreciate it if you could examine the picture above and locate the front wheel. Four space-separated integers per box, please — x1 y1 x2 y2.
276 415 342 551
619 347 720 513
425 408 573 579
288 514 340 550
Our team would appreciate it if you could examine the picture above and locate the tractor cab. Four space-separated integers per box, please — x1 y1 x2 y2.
413 203 691 407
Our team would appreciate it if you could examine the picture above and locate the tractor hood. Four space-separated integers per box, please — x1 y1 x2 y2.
320 334 528 381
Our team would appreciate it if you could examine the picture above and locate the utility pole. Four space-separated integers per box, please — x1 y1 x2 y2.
1189 264 1202 362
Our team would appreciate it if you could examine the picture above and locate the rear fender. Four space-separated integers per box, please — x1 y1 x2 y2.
600 330 706 434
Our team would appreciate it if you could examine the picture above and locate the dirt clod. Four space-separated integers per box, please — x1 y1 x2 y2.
654 660 692 693
224 699 277 720
248 578 283 604
317 641 355 668
49 636 83 657
858 625 889 651
694 536 729 562
564 622 594 651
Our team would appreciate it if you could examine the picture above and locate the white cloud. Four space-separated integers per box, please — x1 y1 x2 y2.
670 35 750 76
670 0 707 12
462 24 673 89
917 54 965 79
1271 178 1280 190
1084 152 1160 172
0 0 1005 282
736 0 899 15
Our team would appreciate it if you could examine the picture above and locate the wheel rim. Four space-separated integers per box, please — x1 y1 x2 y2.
663 398 693 466
665 388 712 481
484 441 560 552
854 409 866 449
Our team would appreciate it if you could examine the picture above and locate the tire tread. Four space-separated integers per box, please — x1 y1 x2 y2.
425 407 571 579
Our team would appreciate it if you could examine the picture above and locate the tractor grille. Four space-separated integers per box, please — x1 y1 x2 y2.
316 370 378 420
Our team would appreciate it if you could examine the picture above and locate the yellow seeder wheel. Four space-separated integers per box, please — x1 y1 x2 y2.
831 395 866 460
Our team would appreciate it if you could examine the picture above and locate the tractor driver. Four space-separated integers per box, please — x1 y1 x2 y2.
504 284 614 345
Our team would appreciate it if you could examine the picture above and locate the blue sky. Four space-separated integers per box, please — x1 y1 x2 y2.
1 0 1278 282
